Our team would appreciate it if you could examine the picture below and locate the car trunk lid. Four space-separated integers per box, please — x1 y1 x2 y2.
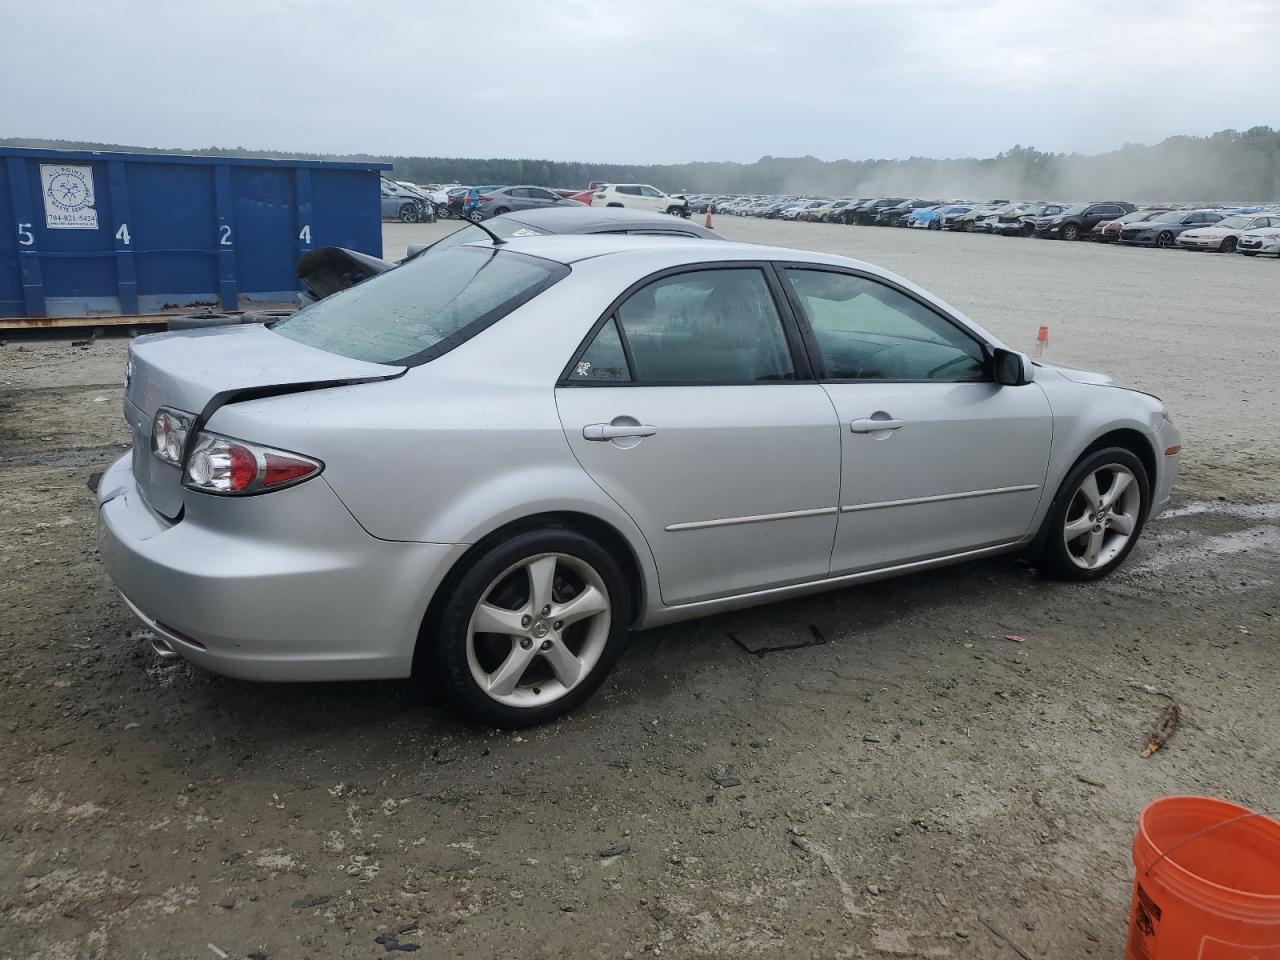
124 324 401 519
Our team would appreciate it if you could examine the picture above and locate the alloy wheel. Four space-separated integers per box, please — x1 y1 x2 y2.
465 553 611 708
1063 465 1142 570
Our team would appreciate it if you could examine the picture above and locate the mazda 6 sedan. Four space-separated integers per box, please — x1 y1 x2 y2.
99 235 1180 727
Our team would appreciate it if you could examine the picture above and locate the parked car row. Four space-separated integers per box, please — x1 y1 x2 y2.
683 192 1280 257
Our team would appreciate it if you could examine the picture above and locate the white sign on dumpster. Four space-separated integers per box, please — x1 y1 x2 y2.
40 164 98 229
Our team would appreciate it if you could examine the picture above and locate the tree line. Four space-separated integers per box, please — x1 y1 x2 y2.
5 127 1278 201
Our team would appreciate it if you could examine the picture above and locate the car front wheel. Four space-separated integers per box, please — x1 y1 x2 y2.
398 203 420 223
1062 223 1080 241
1038 448 1150 581
431 529 631 727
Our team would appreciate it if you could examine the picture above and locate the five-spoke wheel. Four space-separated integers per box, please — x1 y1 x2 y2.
1039 447 1150 580
431 528 630 727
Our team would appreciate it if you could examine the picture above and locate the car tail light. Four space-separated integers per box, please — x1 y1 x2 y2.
152 407 195 467
479 195 492 202
183 431 322 496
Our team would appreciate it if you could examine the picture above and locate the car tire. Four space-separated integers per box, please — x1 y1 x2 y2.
398 203 420 224
1061 223 1080 241
927 219 941 231
1220 236 1237 254
1036 447 1150 582
430 528 632 728
606 202 623 208
1155 232 1174 249
466 209 485 223
1241 251 1257 257
492 207 510 217
665 205 684 218
435 204 453 220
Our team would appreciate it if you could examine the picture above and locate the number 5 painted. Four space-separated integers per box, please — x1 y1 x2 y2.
17 223 34 245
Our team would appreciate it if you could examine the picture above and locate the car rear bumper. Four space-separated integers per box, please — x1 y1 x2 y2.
97 452 464 682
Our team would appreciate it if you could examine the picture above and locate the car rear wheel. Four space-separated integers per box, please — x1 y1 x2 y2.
1155 232 1174 248
492 207 510 217
435 204 453 220
1241 251 1257 257
927 219 941 231
1037 448 1150 581
431 529 631 728
398 203 420 224
1220 236 1237 253
466 209 485 223
1061 223 1080 241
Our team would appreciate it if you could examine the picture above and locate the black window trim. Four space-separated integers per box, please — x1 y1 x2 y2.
557 261 815 387
769 261 997 385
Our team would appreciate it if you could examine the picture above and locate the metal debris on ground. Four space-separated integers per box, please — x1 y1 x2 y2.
1141 703 1182 758
1004 634 1026 643
728 623 827 657
290 894 330 909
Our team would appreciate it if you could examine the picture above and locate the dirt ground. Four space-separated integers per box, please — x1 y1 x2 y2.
2 220 1278 959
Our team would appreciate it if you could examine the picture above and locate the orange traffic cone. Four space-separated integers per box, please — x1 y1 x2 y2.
1034 324 1050 358
704 204 713 230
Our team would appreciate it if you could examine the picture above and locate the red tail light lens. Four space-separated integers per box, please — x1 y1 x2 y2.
479 195 492 202
183 431 322 496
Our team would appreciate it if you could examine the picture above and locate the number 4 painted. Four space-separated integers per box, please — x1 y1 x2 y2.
298 224 312 244
115 223 132 245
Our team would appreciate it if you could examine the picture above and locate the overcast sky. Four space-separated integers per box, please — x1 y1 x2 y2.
4 0 1277 164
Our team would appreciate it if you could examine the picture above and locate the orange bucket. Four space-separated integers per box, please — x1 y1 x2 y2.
1127 796 1280 959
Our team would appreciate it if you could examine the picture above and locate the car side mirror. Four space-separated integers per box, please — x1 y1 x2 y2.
993 348 1034 386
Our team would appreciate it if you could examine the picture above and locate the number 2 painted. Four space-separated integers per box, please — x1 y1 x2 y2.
219 224 232 245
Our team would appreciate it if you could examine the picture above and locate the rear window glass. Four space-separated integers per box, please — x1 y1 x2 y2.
274 246 567 366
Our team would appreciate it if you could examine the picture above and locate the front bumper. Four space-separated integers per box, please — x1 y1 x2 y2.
1151 416 1181 520
97 453 464 682
1176 236 1222 250
1239 238 1280 255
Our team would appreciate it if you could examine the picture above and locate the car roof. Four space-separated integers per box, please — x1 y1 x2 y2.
497 205 718 238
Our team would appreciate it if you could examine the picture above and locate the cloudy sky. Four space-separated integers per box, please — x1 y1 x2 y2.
4 0 1277 163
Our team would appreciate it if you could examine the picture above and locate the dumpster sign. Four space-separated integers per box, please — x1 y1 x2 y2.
40 164 98 230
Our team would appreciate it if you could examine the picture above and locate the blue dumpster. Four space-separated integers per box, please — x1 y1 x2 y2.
0 146 390 327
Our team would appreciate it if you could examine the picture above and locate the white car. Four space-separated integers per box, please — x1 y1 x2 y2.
592 183 689 217
1234 225 1280 258
1177 213 1280 253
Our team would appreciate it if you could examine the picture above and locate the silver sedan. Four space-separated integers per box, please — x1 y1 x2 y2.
98 235 1180 727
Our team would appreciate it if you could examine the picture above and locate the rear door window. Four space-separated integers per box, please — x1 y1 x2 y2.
274 247 567 366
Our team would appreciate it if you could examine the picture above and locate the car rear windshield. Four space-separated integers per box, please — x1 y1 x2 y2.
273 246 568 366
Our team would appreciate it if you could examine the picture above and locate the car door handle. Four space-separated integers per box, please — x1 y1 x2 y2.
850 416 905 433
583 423 658 441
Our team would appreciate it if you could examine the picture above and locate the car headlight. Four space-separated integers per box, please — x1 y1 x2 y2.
1049 217 1063 224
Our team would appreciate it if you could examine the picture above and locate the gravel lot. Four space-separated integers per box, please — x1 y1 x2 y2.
3 220 1277 959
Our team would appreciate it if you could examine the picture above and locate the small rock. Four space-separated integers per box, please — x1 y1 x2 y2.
291 894 330 908
599 844 629 859
862 735 881 744
650 906 670 921
867 884 881 895
218 894 236 910
712 775 741 788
